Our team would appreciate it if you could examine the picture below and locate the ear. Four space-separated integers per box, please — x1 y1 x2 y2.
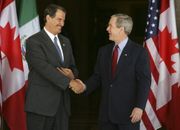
46 15 51 22
120 26 125 32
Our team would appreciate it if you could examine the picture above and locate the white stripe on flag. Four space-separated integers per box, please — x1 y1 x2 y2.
150 75 158 98
19 16 40 39
146 38 161 71
145 100 161 129
146 38 172 109
140 121 146 130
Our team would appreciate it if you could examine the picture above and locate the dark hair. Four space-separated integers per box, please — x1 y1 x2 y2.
43 4 66 23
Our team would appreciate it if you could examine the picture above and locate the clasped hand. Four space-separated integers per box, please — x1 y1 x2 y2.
57 67 75 80
57 67 85 94
69 79 85 94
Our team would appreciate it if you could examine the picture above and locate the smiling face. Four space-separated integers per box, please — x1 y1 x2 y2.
45 9 65 35
106 16 127 43
106 17 121 42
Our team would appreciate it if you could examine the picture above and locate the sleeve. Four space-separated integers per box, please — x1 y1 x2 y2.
26 37 70 90
84 48 102 95
135 48 151 110
66 39 79 78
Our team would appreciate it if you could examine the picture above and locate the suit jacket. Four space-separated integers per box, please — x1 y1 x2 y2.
25 29 78 116
85 39 151 124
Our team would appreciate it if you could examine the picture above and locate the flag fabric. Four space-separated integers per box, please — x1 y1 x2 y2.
0 0 2 126
0 0 3 12
0 0 27 130
141 0 180 130
19 0 40 81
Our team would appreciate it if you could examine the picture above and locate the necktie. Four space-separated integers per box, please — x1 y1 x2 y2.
54 37 63 62
112 45 119 78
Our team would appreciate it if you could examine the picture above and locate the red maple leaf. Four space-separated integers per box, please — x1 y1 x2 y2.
157 27 179 74
0 23 23 71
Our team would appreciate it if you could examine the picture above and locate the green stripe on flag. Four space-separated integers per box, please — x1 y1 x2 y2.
19 0 38 26
18 0 40 81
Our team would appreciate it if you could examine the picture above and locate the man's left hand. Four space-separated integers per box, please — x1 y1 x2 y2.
130 107 143 123
57 67 75 80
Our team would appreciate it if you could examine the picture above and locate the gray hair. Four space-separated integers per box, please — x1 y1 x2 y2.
111 13 133 35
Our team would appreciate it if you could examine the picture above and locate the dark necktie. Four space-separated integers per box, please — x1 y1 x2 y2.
112 45 119 78
54 37 63 63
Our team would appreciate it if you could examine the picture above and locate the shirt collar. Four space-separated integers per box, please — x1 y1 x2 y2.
116 37 128 51
44 27 58 42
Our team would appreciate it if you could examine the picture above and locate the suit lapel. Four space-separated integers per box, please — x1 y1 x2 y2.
58 35 67 65
114 40 132 79
107 43 115 81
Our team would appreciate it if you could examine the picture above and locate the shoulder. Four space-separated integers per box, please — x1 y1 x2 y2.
122 39 149 61
58 34 71 43
128 39 142 48
26 30 44 43
128 39 147 53
99 43 113 52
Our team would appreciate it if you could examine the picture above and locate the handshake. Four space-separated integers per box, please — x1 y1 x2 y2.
69 79 86 94
57 67 86 94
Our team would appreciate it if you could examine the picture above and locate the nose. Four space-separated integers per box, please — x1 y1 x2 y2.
61 21 65 27
106 26 109 32
106 27 109 31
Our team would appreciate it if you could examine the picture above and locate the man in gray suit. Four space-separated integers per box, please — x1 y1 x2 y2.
25 4 79 130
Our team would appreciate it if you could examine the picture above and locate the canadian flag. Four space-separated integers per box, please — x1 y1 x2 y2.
0 0 27 130
141 0 180 130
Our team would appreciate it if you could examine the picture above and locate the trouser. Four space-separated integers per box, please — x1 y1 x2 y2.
27 103 68 130
99 120 140 130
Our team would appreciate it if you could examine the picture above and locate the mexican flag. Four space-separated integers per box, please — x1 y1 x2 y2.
19 0 40 80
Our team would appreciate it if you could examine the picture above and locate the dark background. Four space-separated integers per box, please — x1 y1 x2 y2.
8 0 179 130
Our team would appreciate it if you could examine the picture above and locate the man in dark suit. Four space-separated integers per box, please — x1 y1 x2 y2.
25 4 79 130
71 13 151 130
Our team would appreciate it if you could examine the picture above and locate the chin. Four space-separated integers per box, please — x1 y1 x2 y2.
57 30 61 34
109 37 113 41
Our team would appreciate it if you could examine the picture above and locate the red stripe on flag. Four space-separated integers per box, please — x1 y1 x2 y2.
156 84 180 130
147 90 156 112
2 86 27 130
0 0 27 130
142 0 180 130
0 77 2 113
151 35 159 53
0 77 2 94
0 0 2 12
0 0 13 11
142 111 155 130
160 0 169 13
145 44 159 83
168 85 180 130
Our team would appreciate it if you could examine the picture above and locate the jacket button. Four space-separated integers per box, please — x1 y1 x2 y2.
110 84 112 87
